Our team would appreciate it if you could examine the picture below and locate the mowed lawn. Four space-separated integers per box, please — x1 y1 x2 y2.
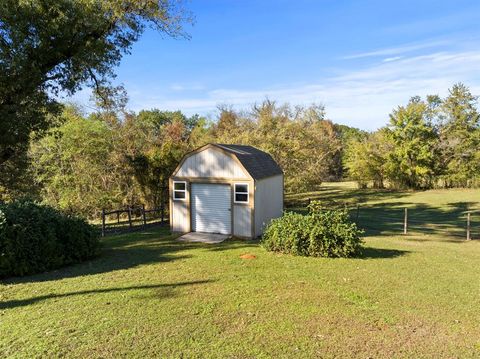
1 185 480 358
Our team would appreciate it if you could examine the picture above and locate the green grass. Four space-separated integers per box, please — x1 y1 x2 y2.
1 184 480 358
286 182 480 239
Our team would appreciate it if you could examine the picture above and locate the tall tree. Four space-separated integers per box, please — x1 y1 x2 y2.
0 0 191 191
437 83 480 187
384 97 439 189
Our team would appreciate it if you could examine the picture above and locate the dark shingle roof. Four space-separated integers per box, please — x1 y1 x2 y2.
213 144 283 180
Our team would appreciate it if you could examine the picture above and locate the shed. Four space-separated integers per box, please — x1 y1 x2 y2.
169 143 284 239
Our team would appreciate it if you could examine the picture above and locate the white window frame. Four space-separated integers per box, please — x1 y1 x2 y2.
173 181 187 201
234 183 249 204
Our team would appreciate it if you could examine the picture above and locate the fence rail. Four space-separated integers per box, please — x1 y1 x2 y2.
287 198 479 240
100 204 168 236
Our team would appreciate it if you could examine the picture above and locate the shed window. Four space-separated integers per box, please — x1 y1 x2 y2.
173 181 187 200
234 183 249 203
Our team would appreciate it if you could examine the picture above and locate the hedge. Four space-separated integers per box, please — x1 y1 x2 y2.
262 201 363 258
0 201 99 278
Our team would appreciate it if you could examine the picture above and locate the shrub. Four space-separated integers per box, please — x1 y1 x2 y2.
0 201 99 278
262 201 363 258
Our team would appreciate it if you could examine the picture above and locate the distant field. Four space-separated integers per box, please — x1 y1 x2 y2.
287 182 480 239
1 184 480 358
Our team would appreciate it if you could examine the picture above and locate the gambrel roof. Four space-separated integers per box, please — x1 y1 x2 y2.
213 144 283 180
172 143 283 180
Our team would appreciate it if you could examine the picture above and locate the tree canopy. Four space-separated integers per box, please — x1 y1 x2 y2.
0 0 191 186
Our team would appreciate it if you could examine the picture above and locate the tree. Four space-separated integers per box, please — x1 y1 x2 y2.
344 130 390 188
209 101 341 192
0 0 191 191
334 124 368 180
384 97 439 189
30 106 121 217
126 110 206 209
437 83 480 187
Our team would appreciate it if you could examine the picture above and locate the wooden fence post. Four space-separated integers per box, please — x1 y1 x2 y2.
101 208 105 237
142 204 147 227
403 208 408 235
161 202 165 225
117 211 120 224
467 212 471 240
128 207 132 229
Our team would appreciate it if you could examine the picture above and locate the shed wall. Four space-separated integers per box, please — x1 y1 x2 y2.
233 205 251 237
176 148 249 179
171 184 190 233
254 175 284 237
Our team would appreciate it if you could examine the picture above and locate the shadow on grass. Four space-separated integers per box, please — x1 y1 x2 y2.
0 280 213 310
355 201 476 239
285 184 410 207
2 228 253 284
356 246 409 259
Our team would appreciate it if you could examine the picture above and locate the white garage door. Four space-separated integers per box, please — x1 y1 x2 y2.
191 183 231 234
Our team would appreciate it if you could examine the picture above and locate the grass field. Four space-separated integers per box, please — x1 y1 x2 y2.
1 183 480 358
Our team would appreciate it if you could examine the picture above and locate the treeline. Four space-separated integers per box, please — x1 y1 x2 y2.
5 101 344 218
345 83 480 189
2 83 479 218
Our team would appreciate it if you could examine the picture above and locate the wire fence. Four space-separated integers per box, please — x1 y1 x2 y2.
286 198 479 240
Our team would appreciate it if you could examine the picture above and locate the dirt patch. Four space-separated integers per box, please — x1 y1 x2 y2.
240 254 256 259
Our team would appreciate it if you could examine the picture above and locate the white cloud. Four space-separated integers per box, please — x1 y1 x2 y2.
341 40 449 60
126 49 480 130
69 42 480 131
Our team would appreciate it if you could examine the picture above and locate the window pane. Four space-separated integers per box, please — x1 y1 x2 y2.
174 191 186 199
174 182 186 191
235 193 248 202
235 184 248 193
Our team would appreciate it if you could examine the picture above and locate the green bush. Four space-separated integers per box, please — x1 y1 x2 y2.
0 201 99 278
262 201 363 258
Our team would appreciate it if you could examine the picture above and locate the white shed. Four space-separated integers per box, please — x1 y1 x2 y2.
169 144 284 239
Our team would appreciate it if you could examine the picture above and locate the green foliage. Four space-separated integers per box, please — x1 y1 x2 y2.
0 201 99 278
384 96 439 189
345 83 480 190
438 84 480 187
29 106 207 217
212 101 342 192
30 106 119 217
262 201 363 258
0 0 191 192
344 130 390 188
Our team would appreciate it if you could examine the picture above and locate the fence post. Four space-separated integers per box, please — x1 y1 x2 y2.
161 202 165 225
117 211 120 224
128 207 132 229
101 208 105 237
403 208 408 235
467 212 471 240
142 204 147 227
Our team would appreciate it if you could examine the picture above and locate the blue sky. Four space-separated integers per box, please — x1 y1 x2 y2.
74 0 480 130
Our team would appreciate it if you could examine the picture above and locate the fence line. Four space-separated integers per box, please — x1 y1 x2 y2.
288 198 478 240
101 203 168 236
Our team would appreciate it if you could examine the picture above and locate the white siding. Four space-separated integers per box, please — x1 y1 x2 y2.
172 200 189 233
176 148 248 179
254 175 284 237
192 184 231 234
233 205 251 238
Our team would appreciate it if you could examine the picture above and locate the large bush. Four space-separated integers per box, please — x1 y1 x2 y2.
262 201 363 258
0 201 99 278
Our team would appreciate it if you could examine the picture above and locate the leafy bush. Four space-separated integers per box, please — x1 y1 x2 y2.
262 201 363 258
0 201 99 278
